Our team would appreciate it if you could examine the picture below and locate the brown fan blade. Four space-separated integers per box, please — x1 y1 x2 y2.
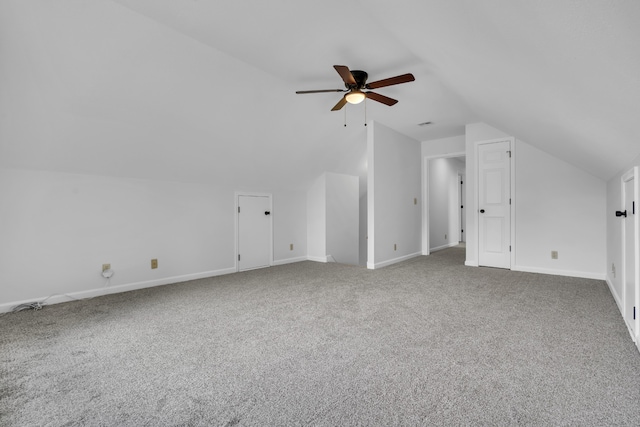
365 73 415 89
331 96 348 111
334 65 356 86
365 91 398 106
296 89 345 94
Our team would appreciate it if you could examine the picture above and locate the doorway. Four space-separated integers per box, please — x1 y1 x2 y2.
422 153 466 254
459 172 466 243
477 139 512 269
622 167 639 337
236 193 273 272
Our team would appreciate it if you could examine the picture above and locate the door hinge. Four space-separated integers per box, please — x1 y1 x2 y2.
509 245 512 252
238 206 240 213
509 198 511 205
507 150 511 158
634 201 636 215
460 180 463 184
634 306 636 320
238 254 240 261
461 205 464 209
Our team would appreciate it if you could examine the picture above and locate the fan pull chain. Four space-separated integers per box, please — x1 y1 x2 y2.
344 104 347 127
364 98 367 126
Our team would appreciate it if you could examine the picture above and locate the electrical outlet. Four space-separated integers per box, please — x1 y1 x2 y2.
102 263 111 272
151 259 158 269
612 263 616 278
551 251 558 260
394 243 397 251
290 243 294 251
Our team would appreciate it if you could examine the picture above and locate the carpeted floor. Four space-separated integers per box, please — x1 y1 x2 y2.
2 246 640 426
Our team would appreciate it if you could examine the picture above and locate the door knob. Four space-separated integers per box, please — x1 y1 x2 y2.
264 211 271 216
616 210 627 217
480 209 485 213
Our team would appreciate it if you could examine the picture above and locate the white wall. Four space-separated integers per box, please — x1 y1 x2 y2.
359 192 368 266
465 123 606 279
0 168 307 310
273 190 307 265
607 153 640 310
368 122 422 268
326 173 359 265
306 174 326 262
429 157 465 251
422 135 466 157
514 142 605 278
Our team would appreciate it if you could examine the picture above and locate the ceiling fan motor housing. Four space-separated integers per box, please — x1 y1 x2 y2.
348 70 368 89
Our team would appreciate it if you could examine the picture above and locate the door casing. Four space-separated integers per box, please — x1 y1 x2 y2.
475 137 516 269
622 167 639 339
235 192 273 272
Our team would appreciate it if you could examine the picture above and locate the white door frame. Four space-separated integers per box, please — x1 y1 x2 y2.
622 167 639 340
422 151 466 255
235 192 273 272
474 137 516 269
458 172 465 243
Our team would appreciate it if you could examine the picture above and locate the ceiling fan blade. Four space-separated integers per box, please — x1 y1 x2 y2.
366 73 415 89
331 96 348 111
365 91 398 106
334 65 356 86
296 89 345 94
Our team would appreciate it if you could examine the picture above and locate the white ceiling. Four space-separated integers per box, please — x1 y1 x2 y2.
1 0 639 190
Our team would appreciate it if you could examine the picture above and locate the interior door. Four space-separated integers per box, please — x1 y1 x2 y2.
238 195 272 271
478 141 511 269
623 174 636 335
460 173 466 243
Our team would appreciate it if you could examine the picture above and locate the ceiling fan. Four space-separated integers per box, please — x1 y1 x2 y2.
296 65 415 111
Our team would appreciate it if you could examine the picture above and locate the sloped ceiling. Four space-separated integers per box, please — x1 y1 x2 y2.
1 0 639 190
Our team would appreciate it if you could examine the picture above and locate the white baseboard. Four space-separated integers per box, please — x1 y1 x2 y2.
605 275 623 314
367 252 422 270
430 242 459 252
511 265 605 280
307 255 329 263
272 256 308 266
605 276 639 347
465 260 479 267
0 267 236 313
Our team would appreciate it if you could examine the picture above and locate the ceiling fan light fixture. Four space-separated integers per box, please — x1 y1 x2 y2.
345 90 366 105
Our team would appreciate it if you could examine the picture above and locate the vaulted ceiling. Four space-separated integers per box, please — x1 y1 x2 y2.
1 1 639 190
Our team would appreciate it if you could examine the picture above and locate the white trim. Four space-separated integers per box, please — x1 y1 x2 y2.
272 256 308 266
475 137 515 270
606 275 624 316
607 276 637 344
465 260 479 267
307 255 330 263
621 167 639 340
511 264 604 280
422 151 466 257
0 267 236 313
430 242 459 252
235 191 274 272
367 251 422 269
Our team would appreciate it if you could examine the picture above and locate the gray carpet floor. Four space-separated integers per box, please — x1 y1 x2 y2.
2 246 640 426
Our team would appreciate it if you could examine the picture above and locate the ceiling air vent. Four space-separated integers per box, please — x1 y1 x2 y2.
418 121 432 126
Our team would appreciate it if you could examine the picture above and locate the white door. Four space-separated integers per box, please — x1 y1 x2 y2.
238 195 272 271
459 173 466 243
623 172 637 335
478 141 511 269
